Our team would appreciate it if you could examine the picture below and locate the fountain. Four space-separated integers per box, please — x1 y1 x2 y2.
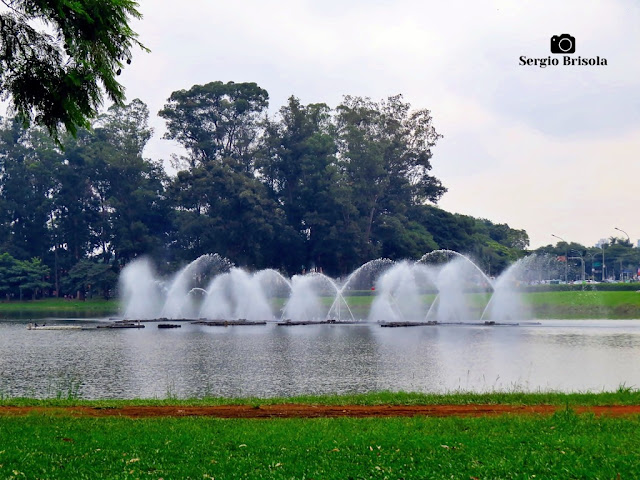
119 250 543 326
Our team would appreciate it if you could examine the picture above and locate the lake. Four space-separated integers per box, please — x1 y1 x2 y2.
1 319 639 399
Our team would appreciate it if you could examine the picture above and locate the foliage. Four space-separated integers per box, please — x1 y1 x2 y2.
61 259 117 299
0 251 50 299
168 162 284 268
0 88 535 288
409 205 528 275
159 80 269 170
258 96 344 272
335 94 446 265
0 0 147 141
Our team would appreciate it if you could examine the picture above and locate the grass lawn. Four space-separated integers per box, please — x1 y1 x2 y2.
522 290 640 318
1 406 639 478
5 389 640 408
0 298 118 316
341 291 640 319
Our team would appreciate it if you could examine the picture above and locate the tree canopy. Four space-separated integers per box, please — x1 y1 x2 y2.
0 84 538 298
0 0 146 141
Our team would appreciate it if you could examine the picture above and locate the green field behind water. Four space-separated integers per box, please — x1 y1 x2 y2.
334 290 640 319
2 290 640 318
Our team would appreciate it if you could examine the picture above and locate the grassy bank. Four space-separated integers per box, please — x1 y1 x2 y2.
2 290 640 319
522 290 640 318
341 290 640 319
1 405 639 478
0 298 118 317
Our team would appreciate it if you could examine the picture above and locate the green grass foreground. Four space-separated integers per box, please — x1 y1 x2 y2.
1 409 639 478
4 389 640 408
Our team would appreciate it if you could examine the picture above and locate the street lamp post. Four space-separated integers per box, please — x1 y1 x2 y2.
568 250 585 282
615 227 630 244
589 252 599 281
615 227 630 281
552 234 568 283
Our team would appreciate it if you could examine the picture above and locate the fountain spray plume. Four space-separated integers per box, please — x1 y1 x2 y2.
480 255 533 321
282 273 341 321
160 254 234 319
200 268 275 321
119 257 163 319
119 250 534 323
369 261 432 322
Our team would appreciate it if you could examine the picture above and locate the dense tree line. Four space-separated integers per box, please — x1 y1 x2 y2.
0 81 529 299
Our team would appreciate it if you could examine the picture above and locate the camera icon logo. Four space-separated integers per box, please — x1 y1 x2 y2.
550 34 575 54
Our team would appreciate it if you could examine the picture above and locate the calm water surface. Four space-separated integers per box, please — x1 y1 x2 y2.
1 319 639 399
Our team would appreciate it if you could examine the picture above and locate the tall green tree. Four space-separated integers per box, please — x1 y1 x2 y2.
85 99 170 265
0 251 19 298
0 0 147 140
336 94 445 263
159 81 269 171
0 118 59 260
168 162 284 269
14 257 50 299
62 259 117 299
259 96 346 273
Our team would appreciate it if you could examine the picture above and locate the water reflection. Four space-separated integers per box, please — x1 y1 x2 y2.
1 319 640 399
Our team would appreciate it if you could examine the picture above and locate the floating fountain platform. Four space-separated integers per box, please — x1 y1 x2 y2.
276 319 361 326
380 321 439 327
380 320 524 328
116 318 193 323
97 323 145 329
27 324 91 331
192 319 267 326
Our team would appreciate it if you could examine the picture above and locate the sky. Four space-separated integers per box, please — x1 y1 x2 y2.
117 0 640 249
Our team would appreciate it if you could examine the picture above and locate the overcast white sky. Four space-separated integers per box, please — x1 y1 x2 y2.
118 0 640 249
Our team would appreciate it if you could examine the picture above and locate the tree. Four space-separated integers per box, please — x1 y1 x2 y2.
258 96 345 273
83 99 171 265
62 259 117 299
159 81 269 171
0 0 147 141
0 253 50 299
0 251 18 298
336 95 445 262
168 162 284 269
14 257 50 299
0 117 59 260
44 99 169 268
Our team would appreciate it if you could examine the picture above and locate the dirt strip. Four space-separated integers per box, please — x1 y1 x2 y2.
2 404 640 418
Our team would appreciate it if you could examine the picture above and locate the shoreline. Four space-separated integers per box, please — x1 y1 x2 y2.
3 403 640 418
2 290 640 319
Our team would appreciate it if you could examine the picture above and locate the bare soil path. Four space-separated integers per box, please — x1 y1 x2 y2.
2 404 640 418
